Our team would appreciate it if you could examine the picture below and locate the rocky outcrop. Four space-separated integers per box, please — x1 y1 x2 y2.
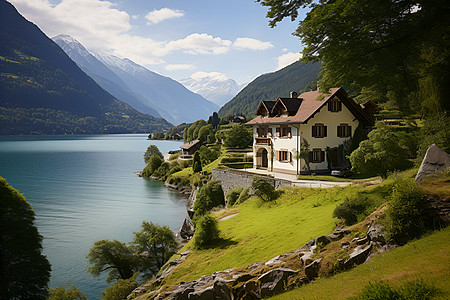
178 218 195 240
130 223 394 300
415 144 450 183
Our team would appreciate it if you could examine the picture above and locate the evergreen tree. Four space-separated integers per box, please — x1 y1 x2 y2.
193 151 202 173
0 177 51 299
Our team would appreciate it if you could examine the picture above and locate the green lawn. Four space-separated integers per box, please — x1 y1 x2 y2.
271 226 450 299
164 185 368 286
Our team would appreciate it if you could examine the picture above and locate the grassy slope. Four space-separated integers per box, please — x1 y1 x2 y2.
164 183 386 286
271 227 450 299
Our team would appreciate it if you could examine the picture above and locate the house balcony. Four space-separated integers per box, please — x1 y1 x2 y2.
255 137 271 145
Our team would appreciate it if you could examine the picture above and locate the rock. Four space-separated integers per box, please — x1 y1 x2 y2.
239 280 260 299
300 251 314 265
171 284 195 300
304 259 321 281
367 223 386 245
298 235 331 252
344 243 372 268
415 144 450 183
351 236 368 245
188 280 232 300
179 218 195 240
327 226 350 241
258 268 295 298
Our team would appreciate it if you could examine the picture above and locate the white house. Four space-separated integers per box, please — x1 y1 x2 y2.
246 88 374 175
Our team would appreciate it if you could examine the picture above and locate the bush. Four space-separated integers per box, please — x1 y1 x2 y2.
333 194 371 225
152 162 170 179
192 214 220 249
193 180 225 220
385 178 430 245
353 280 439 300
251 176 275 202
237 187 251 204
48 284 87 300
226 186 243 207
101 273 138 300
223 125 252 149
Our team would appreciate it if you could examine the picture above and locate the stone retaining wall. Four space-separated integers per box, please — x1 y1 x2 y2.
211 168 292 196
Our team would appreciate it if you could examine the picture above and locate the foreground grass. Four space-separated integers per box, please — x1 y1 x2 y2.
164 182 390 286
271 226 450 299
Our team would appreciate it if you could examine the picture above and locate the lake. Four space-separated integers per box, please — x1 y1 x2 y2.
0 134 187 299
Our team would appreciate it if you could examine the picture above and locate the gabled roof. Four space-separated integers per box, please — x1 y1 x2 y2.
180 139 200 150
246 87 374 125
272 98 302 116
256 101 275 116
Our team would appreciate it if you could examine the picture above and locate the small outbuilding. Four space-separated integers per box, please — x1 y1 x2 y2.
180 139 202 156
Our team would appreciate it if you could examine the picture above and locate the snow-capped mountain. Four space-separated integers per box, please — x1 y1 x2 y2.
53 34 162 119
53 34 219 124
180 72 245 108
92 52 219 125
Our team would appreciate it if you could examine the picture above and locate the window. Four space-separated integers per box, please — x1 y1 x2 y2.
276 126 291 138
276 150 291 162
337 124 352 138
257 127 267 137
312 123 327 138
328 97 342 112
309 148 325 163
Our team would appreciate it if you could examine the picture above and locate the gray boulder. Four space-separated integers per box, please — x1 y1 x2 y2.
344 243 372 268
188 280 232 300
304 259 322 281
367 223 386 245
179 218 195 240
415 144 450 183
258 268 295 298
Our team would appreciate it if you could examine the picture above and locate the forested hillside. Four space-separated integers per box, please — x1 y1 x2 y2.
0 0 171 135
218 61 320 117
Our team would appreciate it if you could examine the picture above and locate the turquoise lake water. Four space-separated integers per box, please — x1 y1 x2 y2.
0 134 187 299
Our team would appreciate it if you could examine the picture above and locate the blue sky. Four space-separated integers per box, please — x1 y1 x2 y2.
10 0 306 84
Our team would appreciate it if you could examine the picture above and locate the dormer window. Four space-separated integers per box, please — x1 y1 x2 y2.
328 97 342 112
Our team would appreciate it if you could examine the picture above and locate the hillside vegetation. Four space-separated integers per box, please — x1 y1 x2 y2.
218 61 320 117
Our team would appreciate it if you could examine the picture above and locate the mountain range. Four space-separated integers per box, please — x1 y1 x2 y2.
218 61 321 117
180 72 245 107
53 35 218 125
0 0 171 135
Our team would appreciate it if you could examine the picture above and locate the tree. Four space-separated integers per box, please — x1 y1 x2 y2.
192 151 202 173
101 273 138 300
131 221 177 277
142 154 163 177
192 214 220 249
349 124 409 178
257 0 450 114
251 176 275 202
48 284 87 300
224 125 252 149
193 180 225 220
143 145 163 164
86 240 139 283
0 177 51 299
198 124 214 144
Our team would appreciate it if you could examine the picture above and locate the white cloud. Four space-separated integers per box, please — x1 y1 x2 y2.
191 71 228 81
233 38 273 51
165 64 196 71
145 8 184 25
276 52 301 70
167 33 232 55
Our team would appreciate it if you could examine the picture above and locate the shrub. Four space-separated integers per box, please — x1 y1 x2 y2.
152 162 170 179
101 273 138 300
192 214 220 249
193 180 225 220
251 176 275 202
48 284 87 300
237 187 251 204
385 178 430 245
333 194 371 225
224 125 252 149
226 186 243 207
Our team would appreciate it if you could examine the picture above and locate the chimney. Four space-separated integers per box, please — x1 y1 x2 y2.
290 91 298 98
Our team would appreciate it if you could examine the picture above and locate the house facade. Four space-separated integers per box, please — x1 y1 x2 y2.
246 88 374 175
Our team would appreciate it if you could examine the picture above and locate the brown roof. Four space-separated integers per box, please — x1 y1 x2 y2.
246 87 374 125
180 139 200 150
273 98 302 115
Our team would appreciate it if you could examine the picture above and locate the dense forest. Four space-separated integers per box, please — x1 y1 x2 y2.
218 61 320 117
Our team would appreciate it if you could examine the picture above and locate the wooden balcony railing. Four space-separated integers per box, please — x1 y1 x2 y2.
255 138 271 145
